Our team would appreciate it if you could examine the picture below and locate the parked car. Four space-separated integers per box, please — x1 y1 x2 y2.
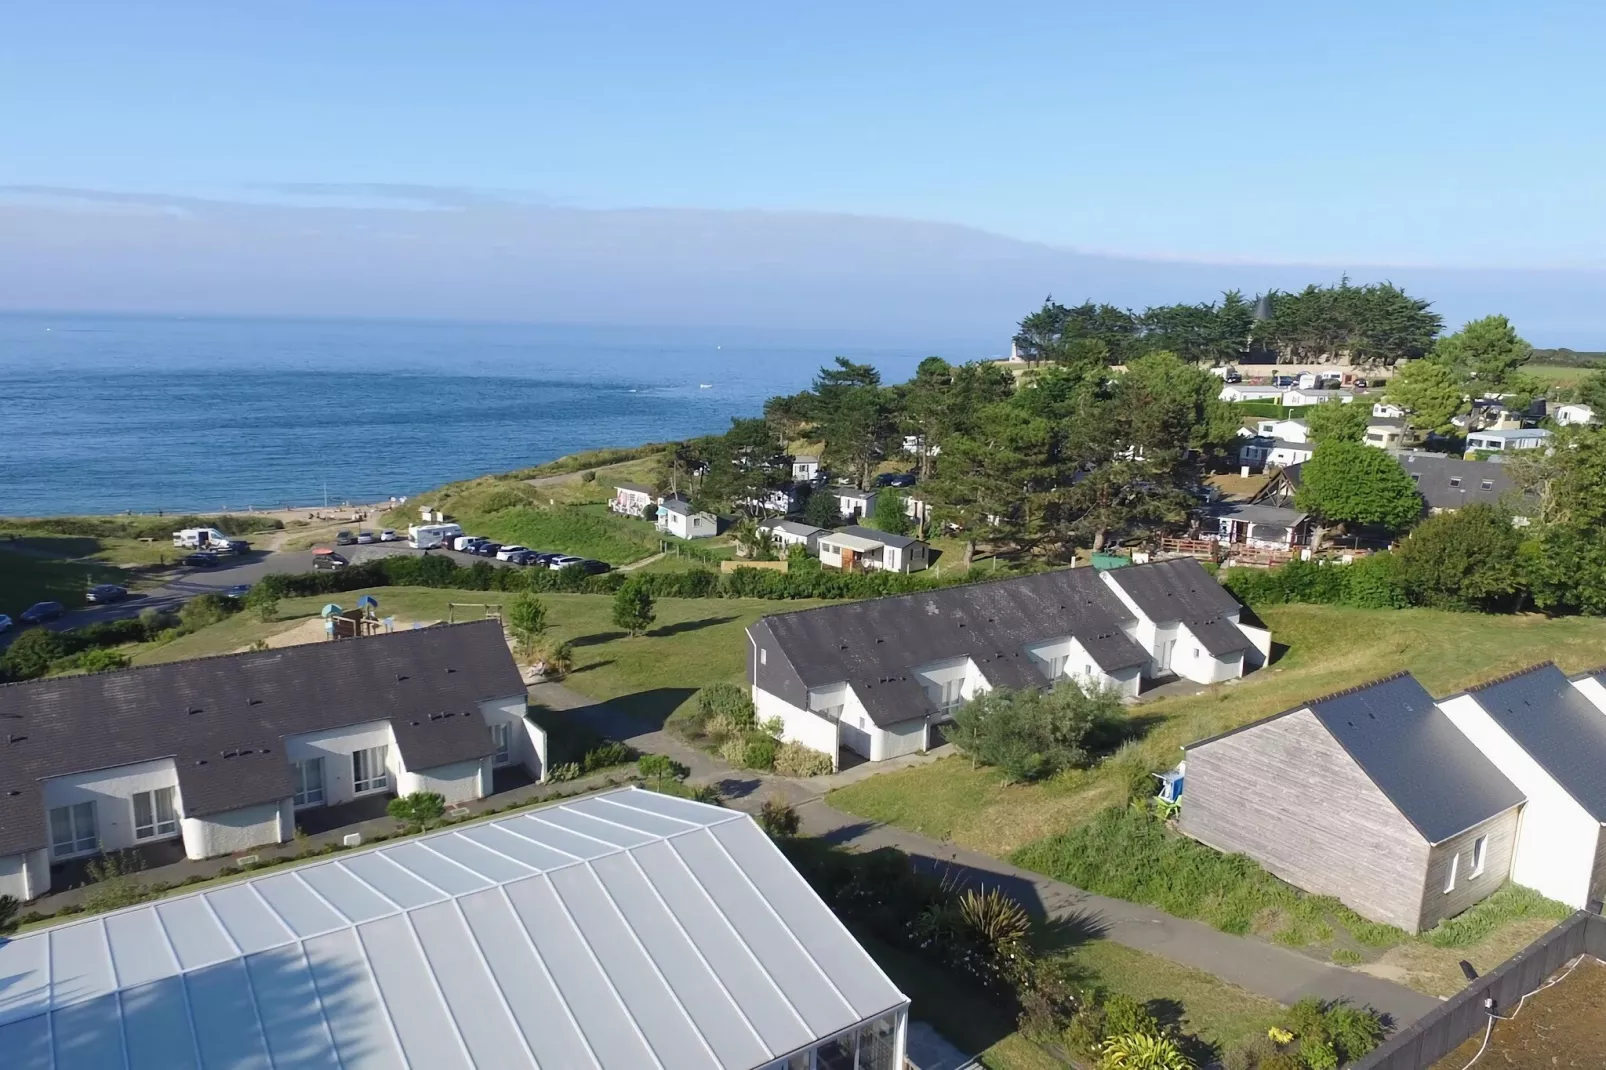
453 535 482 552
182 552 221 568
526 551 561 567
20 601 65 624
379 529 399 542
312 550 348 571
225 584 252 599
1353 378 1370 388
1223 370 1242 383
507 550 541 566
356 531 375 544
0 614 11 633
576 559 611 575
875 472 916 488
495 545 531 562
547 555 585 571
335 531 356 546
472 541 502 557
86 584 128 604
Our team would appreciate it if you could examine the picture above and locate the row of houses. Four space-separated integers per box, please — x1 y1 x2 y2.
1180 662 1606 932
746 559 1269 768
1220 384 1357 407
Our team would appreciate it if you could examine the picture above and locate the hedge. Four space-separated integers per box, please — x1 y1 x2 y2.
1220 554 1409 610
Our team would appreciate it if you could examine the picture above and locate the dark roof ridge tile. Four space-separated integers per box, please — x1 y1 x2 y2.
1462 661 1557 695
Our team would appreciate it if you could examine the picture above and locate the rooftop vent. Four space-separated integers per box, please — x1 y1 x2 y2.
6 734 24 744
6 790 18 796
186 706 202 716
396 674 409 682
247 698 262 706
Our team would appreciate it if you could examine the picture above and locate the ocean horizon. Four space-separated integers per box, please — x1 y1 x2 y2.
0 313 987 517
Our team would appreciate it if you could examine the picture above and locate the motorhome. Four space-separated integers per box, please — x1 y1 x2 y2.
408 522 463 549
171 527 247 552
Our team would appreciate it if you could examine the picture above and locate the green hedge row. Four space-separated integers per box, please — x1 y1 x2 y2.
1220 554 1409 610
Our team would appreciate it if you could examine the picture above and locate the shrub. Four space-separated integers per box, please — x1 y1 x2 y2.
547 762 581 782
958 886 1031 951
741 733 778 770
0 628 71 681
1221 1034 1277 1070
387 791 447 828
1397 503 1525 611
773 741 834 777
757 797 801 837
507 593 549 658
1098 1032 1193 1069
62 647 130 674
0 895 19 935
579 469 596 484
637 753 688 786
612 580 656 636
698 681 756 725
1420 884 1571 947
580 741 635 773
949 681 1125 783
1101 994 1160 1041
179 592 241 632
82 851 150 913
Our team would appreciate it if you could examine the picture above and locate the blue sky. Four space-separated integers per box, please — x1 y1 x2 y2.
3 1 1603 269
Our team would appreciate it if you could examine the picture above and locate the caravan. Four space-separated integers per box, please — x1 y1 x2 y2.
172 527 249 552
408 523 463 549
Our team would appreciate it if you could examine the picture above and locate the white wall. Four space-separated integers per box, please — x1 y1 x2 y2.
180 801 288 860
1574 676 1606 714
284 720 396 807
1173 623 1244 684
479 695 546 782
1440 694 1600 907
1021 636 1137 696
1240 623 1273 670
398 758 489 804
0 849 49 901
874 719 928 762
1100 575 1159 670
40 758 183 857
754 686 839 770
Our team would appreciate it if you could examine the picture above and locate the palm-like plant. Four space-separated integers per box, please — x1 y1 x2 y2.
1099 1032 1193 1070
958 885 1031 949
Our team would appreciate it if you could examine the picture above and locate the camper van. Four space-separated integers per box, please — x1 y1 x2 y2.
172 527 248 552
407 523 463 549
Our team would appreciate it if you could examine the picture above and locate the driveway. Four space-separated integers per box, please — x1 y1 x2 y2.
540 680 1445 1030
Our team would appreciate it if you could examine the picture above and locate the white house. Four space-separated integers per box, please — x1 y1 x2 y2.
818 525 929 573
654 495 718 539
835 487 878 521
1438 664 1606 909
747 560 1264 768
610 482 657 517
791 454 822 482
736 484 802 516
1556 403 1597 426
1373 401 1407 419
0 621 539 902
1239 437 1315 468
0 788 911 1070
1220 384 1285 403
1282 387 1355 406
1364 417 1413 449
757 518 826 553
1466 427 1552 453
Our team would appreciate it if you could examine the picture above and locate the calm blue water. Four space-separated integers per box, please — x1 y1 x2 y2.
0 314 962 516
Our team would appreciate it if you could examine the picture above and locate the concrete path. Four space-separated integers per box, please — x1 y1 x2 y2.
546 683 1445 1028
618 551 667 572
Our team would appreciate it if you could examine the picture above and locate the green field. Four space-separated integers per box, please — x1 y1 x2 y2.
0 547 127 618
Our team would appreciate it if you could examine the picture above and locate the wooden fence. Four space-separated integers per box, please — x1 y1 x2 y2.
1354 911 1605 1070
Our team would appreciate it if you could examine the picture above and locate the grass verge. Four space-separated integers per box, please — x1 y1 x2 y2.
0 547 127 618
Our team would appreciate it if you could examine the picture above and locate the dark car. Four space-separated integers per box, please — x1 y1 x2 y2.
86 584 128 604
335 530 356 546
225 584 253 599
312 550 348 571
473 541 502 557
20 601 65 624
182 552 221 568
528 551 563 567
576 559 611 575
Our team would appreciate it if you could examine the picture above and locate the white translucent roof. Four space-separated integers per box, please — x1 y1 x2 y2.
0 788 907 1070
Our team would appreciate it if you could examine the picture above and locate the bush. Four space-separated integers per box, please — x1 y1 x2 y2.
948 681 1125 783
581 741 635 773
1397 503 1525 611
579 469 596 484
1 628 71 681
698 681 756 725
756 797 801 837
612 580 656 636
773 741 834 777
82 851 150 913
0 895 18 935
637 753 688 786
1098 1032 1193 1070
387 791 447 828
547 762 581 782
60 647 130 674
179 593 241 632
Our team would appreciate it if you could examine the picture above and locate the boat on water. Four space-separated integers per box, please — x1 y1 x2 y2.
699 383 712 389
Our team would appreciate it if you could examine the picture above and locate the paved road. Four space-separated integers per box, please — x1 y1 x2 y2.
537 679 1445 1029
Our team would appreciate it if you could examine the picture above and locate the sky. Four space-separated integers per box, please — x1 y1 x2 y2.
2 2 1604 339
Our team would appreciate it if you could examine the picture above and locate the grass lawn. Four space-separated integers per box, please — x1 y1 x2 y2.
1525 363 1596 386
0 547 128 618
133 587 830 728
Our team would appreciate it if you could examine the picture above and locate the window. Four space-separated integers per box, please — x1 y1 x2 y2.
1046 654 1069 679
759 648 767 665
1444 852 1459 893
1480 480 1494 491
292 757 325 808
352 746 389 794
490 722 512 766
50 801 97 857
1411 473 1421 483
132 787 178 839
1471 835 1488 877
937 678 965 713
1449 477 1461 488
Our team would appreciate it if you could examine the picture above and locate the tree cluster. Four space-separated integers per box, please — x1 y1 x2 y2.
947 680 1126 784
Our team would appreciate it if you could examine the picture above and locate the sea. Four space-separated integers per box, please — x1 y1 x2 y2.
0 313 975 517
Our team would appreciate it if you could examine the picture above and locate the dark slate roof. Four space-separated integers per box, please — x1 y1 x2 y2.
1463 664 1606 822
753 568 1151 726
1203 502 1309 528
660 497 694 515
838 524 920 550
1389 451 1526 514
1102 557 1253 659
0 621 526 855
1186 673 1525 844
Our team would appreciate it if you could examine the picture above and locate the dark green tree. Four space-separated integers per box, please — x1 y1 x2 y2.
637 753 689 787
1396 504 1524 611
387 791 446 828
611 580 656 637
1305 401 1371 443
0 627 71 681
947 681 1124 784
923 401 1061 565
699 418 791 517
1431 315 1533 393
870 490 912 536
802 487 842 528
1386 358 1467 434
811 358 894 488
1511 428 1606 614
1294 442 1423 538
1254 279 1441 365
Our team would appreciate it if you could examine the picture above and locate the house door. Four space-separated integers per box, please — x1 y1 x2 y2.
1157 639 1176 672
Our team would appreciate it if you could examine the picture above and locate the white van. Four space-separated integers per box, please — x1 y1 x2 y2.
172 527 245 551
408 523 463 549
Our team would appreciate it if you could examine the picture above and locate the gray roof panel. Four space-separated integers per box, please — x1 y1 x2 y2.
1309 674 1525 842
0 789 904 1069
1466 664 1606 821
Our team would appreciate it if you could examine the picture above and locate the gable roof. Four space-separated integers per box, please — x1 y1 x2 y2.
1103 558 1253 656
1389 451 1525 513
759 519 825 538
0 788 907 1070
836 487 875 501
0 621 525 855
837 524 920 550
1187 673 1525 844
753 567 1157 727
613 481 655 495
1460 663 1606 821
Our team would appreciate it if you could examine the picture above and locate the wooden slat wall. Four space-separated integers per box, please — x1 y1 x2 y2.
1181 709 1431 931
1417 809 1521 932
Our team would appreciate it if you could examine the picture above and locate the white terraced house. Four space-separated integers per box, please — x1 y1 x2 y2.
0 621 543 902
746 558 1269 769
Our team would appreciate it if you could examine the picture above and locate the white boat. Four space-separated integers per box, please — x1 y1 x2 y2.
699 384 712 389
